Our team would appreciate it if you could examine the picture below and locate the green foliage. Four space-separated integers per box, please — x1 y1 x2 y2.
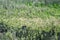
0 0 60 40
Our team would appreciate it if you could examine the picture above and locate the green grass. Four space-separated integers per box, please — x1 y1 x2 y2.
0 0 60 40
